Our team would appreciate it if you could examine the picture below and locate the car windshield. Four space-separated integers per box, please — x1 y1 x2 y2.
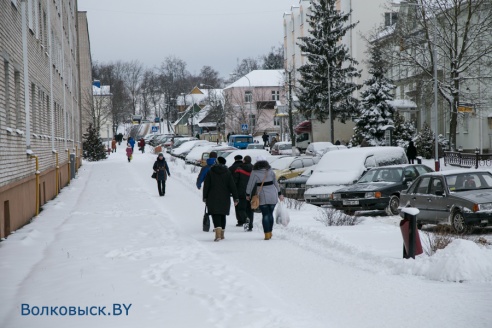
233 137 253 143
358 167 403 183
271 157 294 170
278 143 292 150
446 172 492 191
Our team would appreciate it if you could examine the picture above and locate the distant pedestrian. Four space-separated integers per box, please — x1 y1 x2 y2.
234 155 254 231
138 138 145 153
406 140 417 164
126 144 133 162
128 137 135 152
226 132 231 142
117 133 123 145
335 140 341 146
195 133 200 139
196 151 217 190
229 155 245 227
269 137 277 149
111 138 117 152
153 153 171 196
203 156 239 242
246 156 284 240
262 132 269 148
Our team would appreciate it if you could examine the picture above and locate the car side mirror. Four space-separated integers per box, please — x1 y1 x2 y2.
435 190 445 197
290 167 295 171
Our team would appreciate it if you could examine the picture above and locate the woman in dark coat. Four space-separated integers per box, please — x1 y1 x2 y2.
203 157 239 242
153 153 171 196
234 155 254 231
406 140 417 164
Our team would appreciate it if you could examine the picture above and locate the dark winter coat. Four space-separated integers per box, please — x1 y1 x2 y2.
246 160 281 206
406 142 417 160
196 158 216 189
138 138 145 148
153 158 170 181
203 164 238 215
262 133 269 142
228 160 243 176
234 162 253 199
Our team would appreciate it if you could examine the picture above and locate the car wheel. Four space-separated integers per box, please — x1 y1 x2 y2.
386 195 400 216
451 211 469 234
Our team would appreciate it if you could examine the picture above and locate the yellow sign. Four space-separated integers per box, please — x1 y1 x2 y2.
458 106 473 113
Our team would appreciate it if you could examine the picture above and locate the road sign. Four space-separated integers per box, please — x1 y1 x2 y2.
151 126 159 132
241 124 248 131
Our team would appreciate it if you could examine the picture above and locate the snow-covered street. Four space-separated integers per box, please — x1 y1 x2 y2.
1 143 492 328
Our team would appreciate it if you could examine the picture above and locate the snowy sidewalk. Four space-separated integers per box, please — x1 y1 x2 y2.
1 143 492 328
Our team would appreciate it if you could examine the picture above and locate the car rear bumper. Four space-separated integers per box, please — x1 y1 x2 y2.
330 198 389 212
281 187 305 200
305 196 330 205
463 212 492 225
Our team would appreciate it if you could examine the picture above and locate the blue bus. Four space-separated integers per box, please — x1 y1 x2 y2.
228 135 253 149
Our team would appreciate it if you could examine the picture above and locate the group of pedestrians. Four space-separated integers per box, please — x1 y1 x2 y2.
198 151 283 242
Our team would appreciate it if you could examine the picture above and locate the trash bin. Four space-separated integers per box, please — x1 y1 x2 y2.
70 153 76 179
399 207 423 259
416 157 422 164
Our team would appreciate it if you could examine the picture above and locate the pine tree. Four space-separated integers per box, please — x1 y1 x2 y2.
82 124 107 161
414 122 434 159
297 0 361 130
392 112 416 148
350 46 396 146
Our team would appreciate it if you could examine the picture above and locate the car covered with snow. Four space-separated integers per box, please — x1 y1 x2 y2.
170 140 211 158
304 147 408 205
186 145 237 166
305 142 347 156
279 165 316 200
223 149 271 166
329 164 433 215
400 169 492 233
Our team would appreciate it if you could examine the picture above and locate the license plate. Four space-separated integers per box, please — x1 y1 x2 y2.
343 200 359 206
481 219 488 224
286 188 298 194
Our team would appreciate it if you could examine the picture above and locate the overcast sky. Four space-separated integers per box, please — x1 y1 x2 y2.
78 0 293 78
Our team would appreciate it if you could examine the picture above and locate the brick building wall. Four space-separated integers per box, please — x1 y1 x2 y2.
0 0 87 239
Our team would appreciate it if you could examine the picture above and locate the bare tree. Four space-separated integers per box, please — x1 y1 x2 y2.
81 88 111 135
385 0 492 149
199 65 222 88
121 60 144 116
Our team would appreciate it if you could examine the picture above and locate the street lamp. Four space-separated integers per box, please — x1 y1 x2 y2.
231 73 253 135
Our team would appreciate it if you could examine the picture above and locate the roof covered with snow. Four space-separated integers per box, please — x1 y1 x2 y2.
224 70 284 89
93 85 111 96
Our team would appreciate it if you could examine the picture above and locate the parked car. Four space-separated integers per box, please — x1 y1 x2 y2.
166 137 197 152
186 145 236 166
270 142 301 156
170 140 212 158
305 142 347 156
228 135 254 149
223 149 271 166
400 169 492 233
279 165 316 200
304 147 408 206
329 164 433 215
271 156 319 182
247 143 266 150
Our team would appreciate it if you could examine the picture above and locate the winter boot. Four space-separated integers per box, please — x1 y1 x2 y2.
214 228 222 242
264 232 272 240
220 229 225 240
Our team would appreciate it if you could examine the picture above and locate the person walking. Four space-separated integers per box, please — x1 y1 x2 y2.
203 157 239 242
229 155 245 227
138 137 145 153
262 132 269 148
111 138 117 153
153 153 171 196
234 155 254 231
128 137 135 152
196 151 217 190
117 133 123 145
269 137 277 150
125 144 133 162
246 156 284 240
406 140 417 164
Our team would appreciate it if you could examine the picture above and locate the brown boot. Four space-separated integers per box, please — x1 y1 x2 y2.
214 228 222 242
220 229 225 240
264 232 272 240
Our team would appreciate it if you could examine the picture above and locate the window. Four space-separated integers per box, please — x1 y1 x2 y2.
364 156 376 168
31 83 36 133
385 12 398 27
463 113 469 133
244 91 252 103
274 116 281 126
290 160 303 169
28 0 34 31
429 178 444 195
415 177 431 194
415 165 432 176
248 114 256 127
302 158 314 167
271 90 280 101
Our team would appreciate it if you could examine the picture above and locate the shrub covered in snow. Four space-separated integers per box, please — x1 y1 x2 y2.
315 208 360 226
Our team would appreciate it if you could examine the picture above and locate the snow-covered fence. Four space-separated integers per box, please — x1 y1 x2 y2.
444 151 492 169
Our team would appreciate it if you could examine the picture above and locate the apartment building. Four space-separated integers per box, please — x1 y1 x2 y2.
0 0 87 238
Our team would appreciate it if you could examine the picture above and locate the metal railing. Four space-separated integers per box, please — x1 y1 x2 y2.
444 151 492 169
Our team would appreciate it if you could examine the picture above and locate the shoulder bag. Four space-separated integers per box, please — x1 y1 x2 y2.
250 171 268 210
202 206 210 232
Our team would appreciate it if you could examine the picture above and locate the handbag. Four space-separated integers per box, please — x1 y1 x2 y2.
250 171 269 210
202 206 210 232
151 172 157 179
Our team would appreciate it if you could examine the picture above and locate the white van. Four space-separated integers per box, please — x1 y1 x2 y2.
304 147 408 205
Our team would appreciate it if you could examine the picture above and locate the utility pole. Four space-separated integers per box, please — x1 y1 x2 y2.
288 70 295 146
